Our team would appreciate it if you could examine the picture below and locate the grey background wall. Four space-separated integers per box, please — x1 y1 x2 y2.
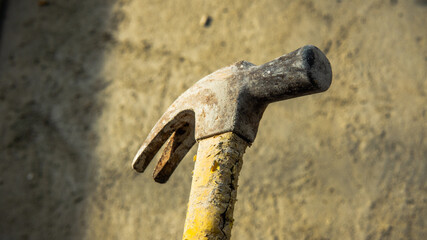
0 0 426 239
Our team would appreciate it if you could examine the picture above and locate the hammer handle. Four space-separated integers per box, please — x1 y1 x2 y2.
183 132 248 240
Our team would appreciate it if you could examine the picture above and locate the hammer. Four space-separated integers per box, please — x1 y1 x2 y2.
132 45 332 239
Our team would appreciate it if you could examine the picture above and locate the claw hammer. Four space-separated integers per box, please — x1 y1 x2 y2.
132 45 332 239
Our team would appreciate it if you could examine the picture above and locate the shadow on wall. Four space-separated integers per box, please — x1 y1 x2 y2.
0 1 117 239
415 0 427 6
0 0 8 47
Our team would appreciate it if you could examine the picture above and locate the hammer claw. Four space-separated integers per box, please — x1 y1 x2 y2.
132 110 195 176
153 122 195 183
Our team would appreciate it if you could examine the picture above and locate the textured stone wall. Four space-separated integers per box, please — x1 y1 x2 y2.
1 0 425 239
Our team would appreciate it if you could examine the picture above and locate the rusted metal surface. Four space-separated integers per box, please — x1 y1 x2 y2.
153 121 195 183
132 45 332 181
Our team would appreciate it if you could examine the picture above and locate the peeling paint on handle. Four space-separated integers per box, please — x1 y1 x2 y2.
182 132 248 240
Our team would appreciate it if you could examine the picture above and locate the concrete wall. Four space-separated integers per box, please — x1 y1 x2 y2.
1 0 426 239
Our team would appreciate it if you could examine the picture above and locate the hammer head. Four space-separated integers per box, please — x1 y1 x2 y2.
132 45 332 183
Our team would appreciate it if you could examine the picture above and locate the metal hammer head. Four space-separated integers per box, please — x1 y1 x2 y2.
132 45 332 183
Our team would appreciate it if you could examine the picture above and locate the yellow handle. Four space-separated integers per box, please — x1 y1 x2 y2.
183 132 248 240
